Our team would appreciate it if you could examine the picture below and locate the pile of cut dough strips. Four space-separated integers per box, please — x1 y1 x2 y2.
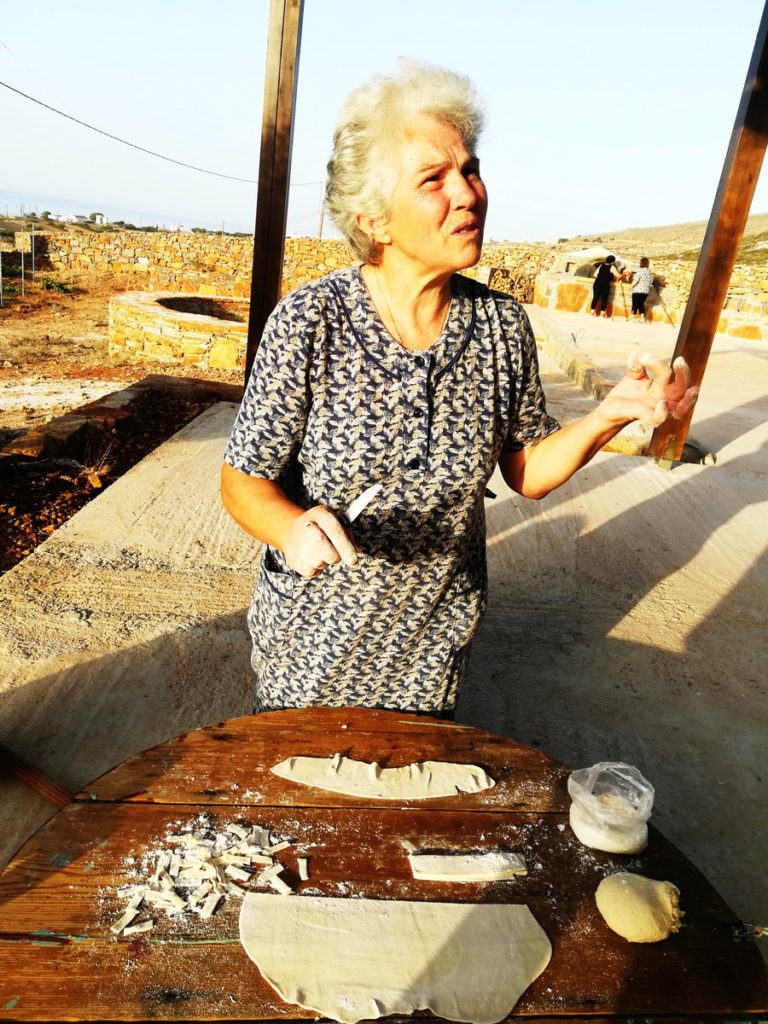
111 817 308 937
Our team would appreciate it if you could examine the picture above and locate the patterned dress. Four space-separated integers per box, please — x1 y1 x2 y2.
224 267 559 714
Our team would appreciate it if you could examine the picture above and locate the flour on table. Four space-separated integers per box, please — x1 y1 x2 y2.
109 816 297 935
270 754 494 799
239 892 551 1024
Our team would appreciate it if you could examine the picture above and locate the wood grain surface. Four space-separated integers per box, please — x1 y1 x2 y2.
1 707 766 1021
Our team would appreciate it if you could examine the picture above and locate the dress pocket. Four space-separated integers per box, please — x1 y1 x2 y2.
446 560 488 651
247 547 299 661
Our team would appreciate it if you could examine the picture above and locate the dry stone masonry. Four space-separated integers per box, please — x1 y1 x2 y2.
14 230 768 370
109 293 250 370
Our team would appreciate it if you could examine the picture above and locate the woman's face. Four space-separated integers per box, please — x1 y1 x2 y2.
376 114 488 277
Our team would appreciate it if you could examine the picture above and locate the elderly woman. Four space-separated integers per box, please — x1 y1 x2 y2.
221 61 696 717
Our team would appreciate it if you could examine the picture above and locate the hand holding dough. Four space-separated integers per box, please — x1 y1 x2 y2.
595 872 683 942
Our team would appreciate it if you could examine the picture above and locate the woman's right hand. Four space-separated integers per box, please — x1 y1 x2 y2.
284 506 359 578
221 467 360 579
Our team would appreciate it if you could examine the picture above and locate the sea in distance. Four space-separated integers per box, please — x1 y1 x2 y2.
0 188 251 234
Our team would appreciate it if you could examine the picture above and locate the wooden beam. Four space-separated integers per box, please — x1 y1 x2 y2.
245 0 304 380
649 2 768 467
0 745 72 808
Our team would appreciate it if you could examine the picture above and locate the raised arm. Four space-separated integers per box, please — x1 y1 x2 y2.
499 353 698 499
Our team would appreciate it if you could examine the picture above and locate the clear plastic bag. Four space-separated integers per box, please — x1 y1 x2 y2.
567 761 654 853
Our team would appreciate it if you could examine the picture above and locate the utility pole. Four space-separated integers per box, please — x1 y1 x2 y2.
245 0 304 380
649 2 768 467
317 179 326 239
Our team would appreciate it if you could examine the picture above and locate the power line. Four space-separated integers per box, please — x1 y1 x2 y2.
1 79 258 183
1 78 325 200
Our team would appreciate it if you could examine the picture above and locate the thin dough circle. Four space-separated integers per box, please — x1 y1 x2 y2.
239 893 551 1024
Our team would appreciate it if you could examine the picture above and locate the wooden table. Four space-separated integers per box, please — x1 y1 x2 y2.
1 707 766 1021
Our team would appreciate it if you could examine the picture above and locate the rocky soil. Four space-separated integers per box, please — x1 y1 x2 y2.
0 276 243 573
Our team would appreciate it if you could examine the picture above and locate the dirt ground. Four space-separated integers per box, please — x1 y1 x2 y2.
0 275 243 571
0 275 242 427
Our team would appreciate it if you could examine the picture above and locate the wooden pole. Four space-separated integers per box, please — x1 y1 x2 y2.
649 2 768 467
0 745 72 808
245 0 304 381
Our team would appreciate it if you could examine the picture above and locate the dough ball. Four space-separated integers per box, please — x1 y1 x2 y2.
595 872 683 942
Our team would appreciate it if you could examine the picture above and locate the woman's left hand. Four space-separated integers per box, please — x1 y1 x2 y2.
597 353 699 428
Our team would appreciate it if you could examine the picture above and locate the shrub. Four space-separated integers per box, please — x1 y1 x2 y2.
41 276 73 293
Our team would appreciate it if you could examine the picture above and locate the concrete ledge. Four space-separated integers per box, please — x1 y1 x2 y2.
0 403 259 868
0 374 243 463
526 309 653 456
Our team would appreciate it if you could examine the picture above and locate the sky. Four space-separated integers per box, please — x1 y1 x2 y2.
1 0 766 242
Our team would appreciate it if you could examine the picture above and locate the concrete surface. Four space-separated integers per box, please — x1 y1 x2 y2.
0 405 259 860
1 305 766 951
461 305 768 942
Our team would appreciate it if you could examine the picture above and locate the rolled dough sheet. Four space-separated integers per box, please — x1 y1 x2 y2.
270 754 495 800
409 850 528 881
239 892 551 1024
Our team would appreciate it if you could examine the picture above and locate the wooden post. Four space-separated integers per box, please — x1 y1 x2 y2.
0 745 72 808
245 0 304 381
649 2 768 467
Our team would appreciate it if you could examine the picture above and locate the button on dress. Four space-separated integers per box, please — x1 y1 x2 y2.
224 267 559 714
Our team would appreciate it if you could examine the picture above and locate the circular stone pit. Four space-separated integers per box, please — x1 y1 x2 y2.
108 292 250 370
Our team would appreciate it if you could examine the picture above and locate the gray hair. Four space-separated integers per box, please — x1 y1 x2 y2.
325 60 485 264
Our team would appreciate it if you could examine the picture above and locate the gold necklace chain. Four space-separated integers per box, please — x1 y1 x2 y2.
375 266 405 347
374 266 450 350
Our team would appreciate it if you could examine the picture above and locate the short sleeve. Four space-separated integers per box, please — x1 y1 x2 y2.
502 305 560 452
223 287 317 479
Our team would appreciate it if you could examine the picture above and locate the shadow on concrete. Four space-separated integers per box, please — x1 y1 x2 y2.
0 608 254 882
459 410 766 937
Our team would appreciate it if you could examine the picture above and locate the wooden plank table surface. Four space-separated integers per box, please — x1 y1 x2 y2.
1 706 766 1021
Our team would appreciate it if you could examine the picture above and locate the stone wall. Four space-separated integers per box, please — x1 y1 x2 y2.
533 262 768 341
533 272 677 324
281 238 354 293
15 231 549 304
15 229 768 345
108 292 249 370
15 231 356 298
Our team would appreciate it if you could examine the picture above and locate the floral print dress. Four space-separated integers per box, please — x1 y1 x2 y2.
224 267 559 714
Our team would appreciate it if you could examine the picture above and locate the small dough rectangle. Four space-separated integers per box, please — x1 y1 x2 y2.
408 850 527 882
122 918 154 935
